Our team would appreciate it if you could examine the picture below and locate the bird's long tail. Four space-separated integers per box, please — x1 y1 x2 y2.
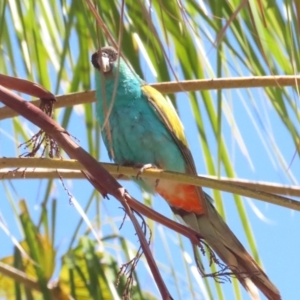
171 193 281 300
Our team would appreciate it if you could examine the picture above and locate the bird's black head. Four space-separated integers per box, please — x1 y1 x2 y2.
91 47 118 74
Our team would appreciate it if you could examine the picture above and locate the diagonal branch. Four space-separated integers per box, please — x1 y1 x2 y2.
0 83 205 299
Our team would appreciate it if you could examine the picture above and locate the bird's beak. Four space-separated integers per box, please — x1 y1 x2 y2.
101 56 111 73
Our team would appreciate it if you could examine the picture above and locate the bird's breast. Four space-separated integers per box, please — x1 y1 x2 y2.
98 95 186 169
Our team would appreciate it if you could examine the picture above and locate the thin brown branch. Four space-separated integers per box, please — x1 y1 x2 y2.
1 75 300 120
0 74 55 100
121 203 171 300
85 0 117 48
82 171 175 299
0 84 194 299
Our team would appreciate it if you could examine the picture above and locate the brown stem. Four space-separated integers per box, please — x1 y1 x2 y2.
0 84 187 299
0 74 55 100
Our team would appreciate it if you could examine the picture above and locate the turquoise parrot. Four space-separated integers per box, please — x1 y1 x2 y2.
91 47 280 300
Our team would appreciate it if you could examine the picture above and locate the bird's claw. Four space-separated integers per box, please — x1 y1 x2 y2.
136 163 157 180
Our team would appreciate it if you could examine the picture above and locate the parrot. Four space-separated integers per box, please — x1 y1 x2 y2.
91 46 281 300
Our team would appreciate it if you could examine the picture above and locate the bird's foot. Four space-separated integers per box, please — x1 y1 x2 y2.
135 163 157 180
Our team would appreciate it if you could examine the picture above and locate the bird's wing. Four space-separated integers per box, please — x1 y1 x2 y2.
142 85 196 174
142 84 207 212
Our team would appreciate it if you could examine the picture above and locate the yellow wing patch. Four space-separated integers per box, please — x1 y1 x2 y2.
142 85 188 145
